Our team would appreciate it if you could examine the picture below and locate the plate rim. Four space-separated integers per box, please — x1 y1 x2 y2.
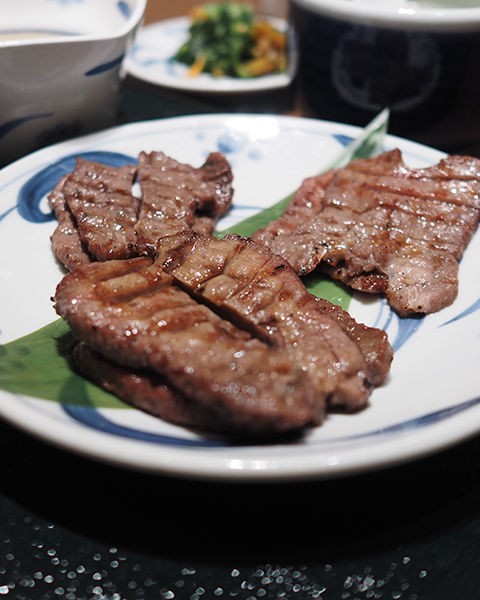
1 390 479 482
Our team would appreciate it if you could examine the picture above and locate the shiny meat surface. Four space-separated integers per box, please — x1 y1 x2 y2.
252 150 480 316
49 152 234 269
54 257 319 437
135 151 233 255
73 341 269 437
48 175 92 270
313 297 392 387
155 232 393 412
61 158 140 261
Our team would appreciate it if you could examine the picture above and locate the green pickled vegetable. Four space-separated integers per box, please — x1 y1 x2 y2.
174 2 286 78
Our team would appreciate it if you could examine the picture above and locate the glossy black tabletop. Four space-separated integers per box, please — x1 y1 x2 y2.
1 76 480 600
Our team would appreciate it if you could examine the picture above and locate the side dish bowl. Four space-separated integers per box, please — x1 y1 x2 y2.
0 0 146 166
291 0 480 153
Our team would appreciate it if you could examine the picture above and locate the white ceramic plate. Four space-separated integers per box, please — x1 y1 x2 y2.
0 114 479 481
124 16 297 93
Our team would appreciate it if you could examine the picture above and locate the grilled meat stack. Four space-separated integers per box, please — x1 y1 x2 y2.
50 146 480 438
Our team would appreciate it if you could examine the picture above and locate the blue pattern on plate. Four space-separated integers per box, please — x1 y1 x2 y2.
129 18 188 71
333 134 354 147
128 45 163 68
328 395 480 444
391 313 424 352
441 297 480 327
216 130 264 162
16 151 135 223
62 395 480 449
62 405 225 447
0 206 18 224
217 131 249 154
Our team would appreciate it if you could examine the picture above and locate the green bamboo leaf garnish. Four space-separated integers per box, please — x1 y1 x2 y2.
0 109 389 407
0 320 125 408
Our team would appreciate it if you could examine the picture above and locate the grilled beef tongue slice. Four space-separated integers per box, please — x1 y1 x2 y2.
252 149 480 316
155 231 393 413
60 158 140 262
73 341 284 438
135 151 233 255
48 175 93 270
54 256 320 437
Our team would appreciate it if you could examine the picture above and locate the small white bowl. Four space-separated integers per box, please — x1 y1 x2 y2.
291 0 480 153
0 0 146 166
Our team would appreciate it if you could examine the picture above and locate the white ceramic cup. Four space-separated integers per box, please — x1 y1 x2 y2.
0 0 146 167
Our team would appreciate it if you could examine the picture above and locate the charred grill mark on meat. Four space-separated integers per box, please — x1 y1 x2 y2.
135 151 234 256
54 257 320 437
155 232 393 413
252 149 480 316
44 148 439 438
49 152 234 269
60 159 140 261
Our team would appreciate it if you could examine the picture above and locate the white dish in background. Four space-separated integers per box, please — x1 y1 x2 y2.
294 0 480 30
124 17 297 93
0 114 479 482
290 0 480 152
0 0 146 166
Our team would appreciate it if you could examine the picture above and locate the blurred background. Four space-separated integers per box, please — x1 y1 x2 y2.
143 0 288 21
140 0 480 155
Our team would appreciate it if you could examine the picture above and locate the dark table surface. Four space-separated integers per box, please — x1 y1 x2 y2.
1 75 480 600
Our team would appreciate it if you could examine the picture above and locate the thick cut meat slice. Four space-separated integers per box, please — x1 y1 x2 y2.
61 158 140 261
54 257 319 437
252 150 480 316
73 342 267 436
135 151 233 255
155 232 393 412
48 175 92 270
